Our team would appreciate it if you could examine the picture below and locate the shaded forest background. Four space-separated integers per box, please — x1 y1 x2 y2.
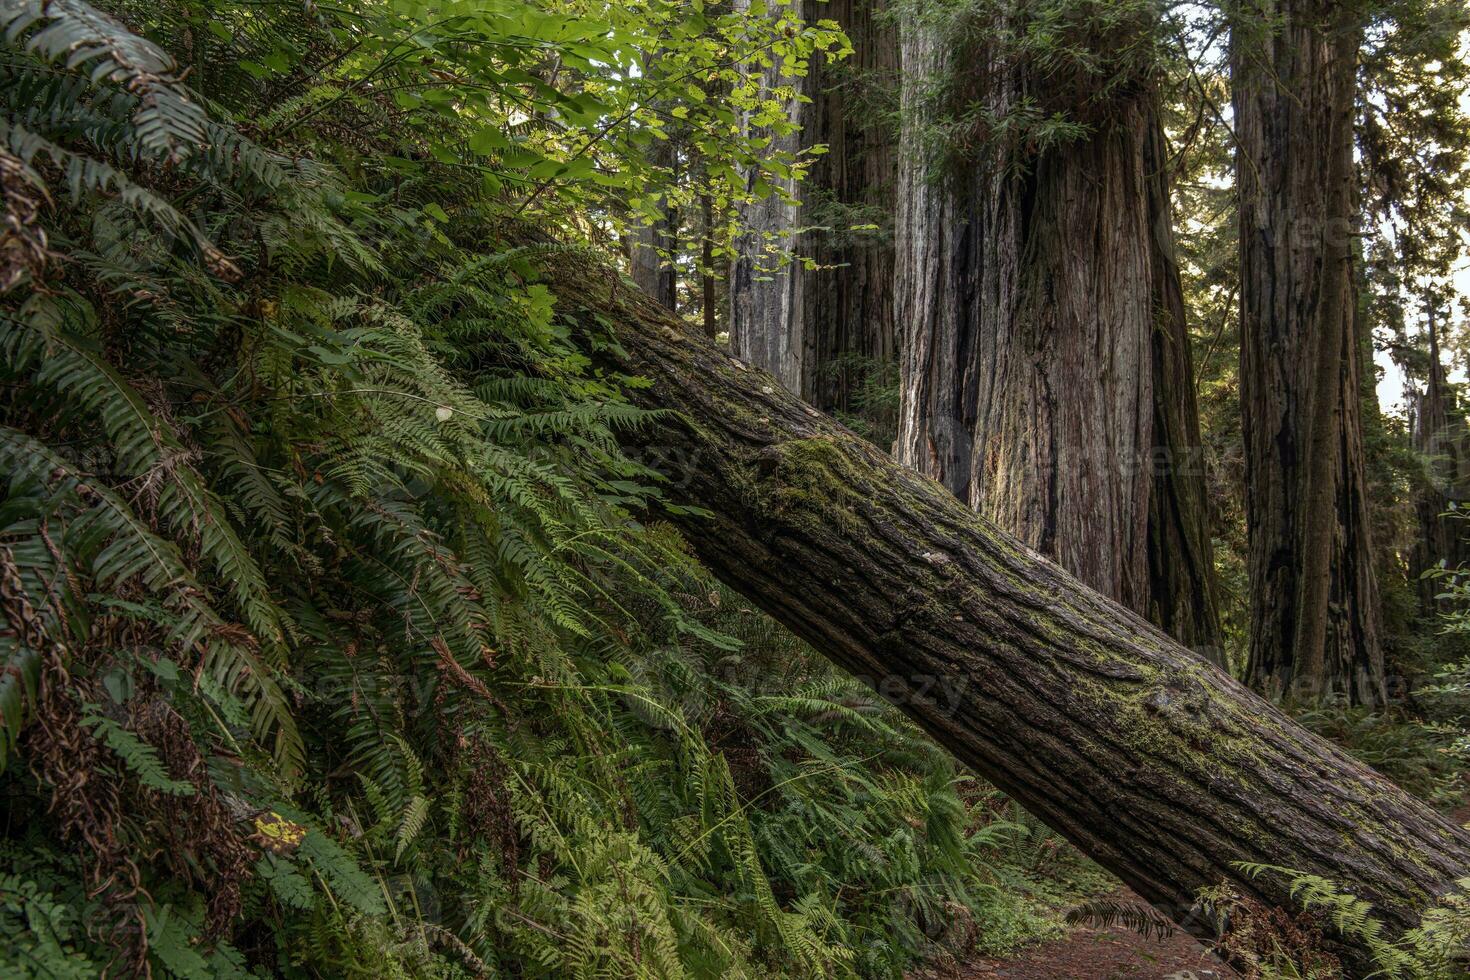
3 0 1470 977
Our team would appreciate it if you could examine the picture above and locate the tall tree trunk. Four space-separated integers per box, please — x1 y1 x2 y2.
798 0 898 415
729 0 806 392
701 191 718 340
1410 307 1470 612
891 20 977 500
630 138 679 310
1146 117 1225 658
1233 1 1386 705
729 0 897 410
530 243 1470 972
894 9 1221 655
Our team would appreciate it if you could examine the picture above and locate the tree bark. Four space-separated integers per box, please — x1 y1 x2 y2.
630 137 680 311
893 10 1221 656
701 191 718 340
534 246 1470 969
1233 1 1386 706
729 0 897 412
797 0 897 416
1145 116 1225 659
891 18 977 501
1409 309 1470 612
729 0 806 392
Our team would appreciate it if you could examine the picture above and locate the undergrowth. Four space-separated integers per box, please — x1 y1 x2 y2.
0 0 1076 976
1194 864 1470 980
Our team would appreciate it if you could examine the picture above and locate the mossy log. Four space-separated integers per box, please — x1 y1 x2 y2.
541 249 1470 967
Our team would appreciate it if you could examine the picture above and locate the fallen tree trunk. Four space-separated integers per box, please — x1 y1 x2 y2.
538 247 1470 966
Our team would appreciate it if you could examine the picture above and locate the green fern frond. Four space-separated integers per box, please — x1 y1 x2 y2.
0 425 305 777
80 712 196 796
1 0 207 161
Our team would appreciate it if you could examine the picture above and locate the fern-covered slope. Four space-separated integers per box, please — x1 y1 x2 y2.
0 1 1080 976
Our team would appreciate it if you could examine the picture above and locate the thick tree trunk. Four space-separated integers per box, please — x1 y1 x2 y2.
893 12 1221 655
797 0 897 415
729 0 897 411
1145 117 1225 659
891 20 980 501
534 246 1470 969
1233 1 1386 706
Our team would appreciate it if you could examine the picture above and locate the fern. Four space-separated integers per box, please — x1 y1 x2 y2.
0 2 1067 977
394 795 430 864
1065 897 1179 941
256 854 313 912
1 0 207 160
297 821 388 917
0 871 99 979
0 425 305 776
82 711 197 795
1230 863 1470 980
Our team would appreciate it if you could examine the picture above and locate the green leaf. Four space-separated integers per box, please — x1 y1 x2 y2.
469 128 512 154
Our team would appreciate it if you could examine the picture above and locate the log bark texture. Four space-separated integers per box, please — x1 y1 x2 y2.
535 246 1470 970
1233 1 1386 705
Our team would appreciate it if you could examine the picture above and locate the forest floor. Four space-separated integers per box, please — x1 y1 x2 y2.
913 791 1470 978
913 889 1237 980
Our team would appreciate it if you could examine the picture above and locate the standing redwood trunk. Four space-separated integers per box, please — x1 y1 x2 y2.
729 0 897 410
891 19 980 501
1233 1 1386 705
630 136 679 310
894 8 1221 655
528 243 1470 970
1145 117 1225 657
1409 309 1470 611
798 0 897 415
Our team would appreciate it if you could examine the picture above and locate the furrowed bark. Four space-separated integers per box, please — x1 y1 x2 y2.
796 0 898 416
1144 112 1225 659
729 0 898 412
535 247 1470 970
1234 0 1386 706
893 8 1221 656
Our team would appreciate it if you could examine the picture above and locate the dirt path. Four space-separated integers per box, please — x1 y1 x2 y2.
914 891 1237 980
914 781 1470 978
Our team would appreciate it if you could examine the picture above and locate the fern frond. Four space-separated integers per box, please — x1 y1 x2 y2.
80 712 196 795
0 425 305 777
1065 898 1179 942
395 795 430 863
1 0 207 160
